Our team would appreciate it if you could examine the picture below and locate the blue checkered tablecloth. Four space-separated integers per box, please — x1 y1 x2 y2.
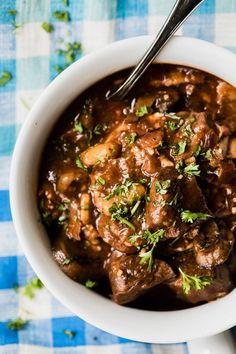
1 0 236 353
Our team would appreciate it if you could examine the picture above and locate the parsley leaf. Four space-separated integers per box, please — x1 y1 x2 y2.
74 121 83 133
53 11 70 22
177 140 187 155
63 329 76 338
85 280 98 288
0 71 12 87
23 277 44 299
136 105 148 117
194 145 201 157
41 22 54 33
139 229 165 271
180 210 211 223
205 148 212 160
184 162 200 177
93 123 107 135
7 318 28 331
125 132 137 145
97 176 105 186
62 258 74 265
109 202 135 230
179 268 212 294
184 124 193 135
75 156 87 171
155 179 171 195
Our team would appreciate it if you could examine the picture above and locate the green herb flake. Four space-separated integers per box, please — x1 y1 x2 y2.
125 132 137 145
109 202 135 230
177 140 187 155
85 280 98 288
97 176 105 186
23 277 43 299
185 124 193 135
63 329 76 338
167 121 179 131
13 283 19 292
180 210 211 223
58 214 67 223
7 318 28 331
205 148 213 160
194 145 201 157
75 156 87 172
184 162 200 177
74 121 83 133
139 229 165 271
54 64 64 74
155 179 171 195
176 159 184 172
41 22 54 33
58 204 67 211
136 105 148 117
62 258 74 265
0 71 12 87
179 268 212 294
63 0 69 6
8 9 18 16
53 11 70 22
93 123 108 135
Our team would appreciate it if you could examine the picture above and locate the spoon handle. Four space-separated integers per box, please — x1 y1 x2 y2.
108 0 204 99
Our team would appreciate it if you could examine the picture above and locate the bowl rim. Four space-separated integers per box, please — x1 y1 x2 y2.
10 35 236 344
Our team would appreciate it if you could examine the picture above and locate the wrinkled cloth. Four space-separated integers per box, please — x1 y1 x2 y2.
1 0 236 353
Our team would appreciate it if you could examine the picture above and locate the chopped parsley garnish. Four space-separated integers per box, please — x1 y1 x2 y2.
54 64 64 73
130 200 141 216
105 180 137 201
97 176 105 186
167 121 179 131
23 277 44 299
8 9 18 16
177 140 187 155
194 145 201 157
155 179 171 195
7 318 28 331
179 268 212 294
62 258 74 265
85 280 98 288
93 123 107 135
125 132 137 145
180 210 211 223
13 283 19 292
58 214 67 223
205 148 213 160
53 11 70 22
184 162 200 177
0 71 12 87
58 203 67 211
176 159 184 172
184 124 193 135
63 329 76 338
75 156 87 171
109 203 136 230
136 105 148 117
139 229 165 271
74 121 83 133
41 22 54 33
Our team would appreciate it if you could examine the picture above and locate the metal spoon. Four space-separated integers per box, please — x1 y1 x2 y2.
107 0 205 100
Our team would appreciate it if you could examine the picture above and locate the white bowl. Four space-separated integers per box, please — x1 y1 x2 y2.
10 36 236 344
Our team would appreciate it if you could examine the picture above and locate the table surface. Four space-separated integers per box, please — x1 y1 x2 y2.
1 0 236 353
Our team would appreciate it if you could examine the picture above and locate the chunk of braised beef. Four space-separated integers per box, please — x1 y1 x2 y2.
216 82 236 132
193 221 234 268
52 231 109 282
97 215 139 254
108 251 175 304
145 167 186 239
168 262 233 304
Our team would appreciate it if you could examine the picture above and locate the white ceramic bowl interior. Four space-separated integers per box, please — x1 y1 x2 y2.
10 36 236 344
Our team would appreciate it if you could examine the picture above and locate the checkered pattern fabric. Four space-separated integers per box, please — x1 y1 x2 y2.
1 0 236 353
